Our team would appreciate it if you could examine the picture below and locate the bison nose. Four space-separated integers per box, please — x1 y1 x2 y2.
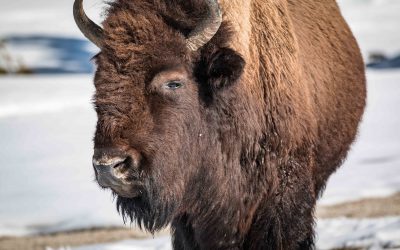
92 148 142 189
92 155 128 187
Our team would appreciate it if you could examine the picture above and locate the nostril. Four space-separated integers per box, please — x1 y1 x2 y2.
92 156 127 170
113 161 124 169
92 148 142 173
112 157 130 172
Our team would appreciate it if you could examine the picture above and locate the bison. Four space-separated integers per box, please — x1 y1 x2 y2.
73 0 366 249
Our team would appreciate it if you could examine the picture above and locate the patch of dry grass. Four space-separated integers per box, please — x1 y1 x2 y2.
317 192 400 219
0 227 167 250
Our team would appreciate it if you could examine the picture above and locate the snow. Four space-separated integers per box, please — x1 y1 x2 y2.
337 0 400 59
317 217 400 250
0 0 101 74
0 0 399 249
0 75 124 236
72 236 172 250
1 36 97 74
0 75 92 117
319 70 400 205
0 0 105 38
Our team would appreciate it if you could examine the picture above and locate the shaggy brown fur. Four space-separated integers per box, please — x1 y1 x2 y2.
90 0 366 249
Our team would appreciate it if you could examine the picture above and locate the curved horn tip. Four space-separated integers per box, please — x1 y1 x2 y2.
73 0 104 48
186 0 223 51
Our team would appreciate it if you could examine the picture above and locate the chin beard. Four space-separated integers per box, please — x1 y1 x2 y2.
115 180 178 233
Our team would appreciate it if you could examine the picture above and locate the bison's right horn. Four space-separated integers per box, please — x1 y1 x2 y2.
73 0 104 48
186 0 222 51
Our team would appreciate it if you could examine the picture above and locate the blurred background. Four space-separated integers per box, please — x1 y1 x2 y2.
0 0 399 249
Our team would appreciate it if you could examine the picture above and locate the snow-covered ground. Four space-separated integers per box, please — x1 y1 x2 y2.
0 0 399 249
337 0 400 59
71 236 172 250
319 70 400 206
317 217 400 250
0 75 123 236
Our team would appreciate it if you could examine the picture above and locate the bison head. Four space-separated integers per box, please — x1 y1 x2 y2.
74 0 247 232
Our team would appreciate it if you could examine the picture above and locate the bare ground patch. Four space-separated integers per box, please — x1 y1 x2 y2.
0 227 167 250
317 192 400 219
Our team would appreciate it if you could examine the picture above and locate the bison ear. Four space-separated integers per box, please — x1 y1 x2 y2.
205 48 245 89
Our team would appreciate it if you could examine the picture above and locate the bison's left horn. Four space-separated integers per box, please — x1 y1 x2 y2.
73 0 104 48
186 0 222 51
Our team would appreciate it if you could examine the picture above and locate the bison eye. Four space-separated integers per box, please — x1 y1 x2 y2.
164 81 183 90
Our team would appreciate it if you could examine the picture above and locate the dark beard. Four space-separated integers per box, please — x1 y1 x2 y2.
115 178 178 233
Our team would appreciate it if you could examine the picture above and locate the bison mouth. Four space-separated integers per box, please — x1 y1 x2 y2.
93 156 145 198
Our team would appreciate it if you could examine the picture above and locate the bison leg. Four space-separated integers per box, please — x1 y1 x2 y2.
297 235 315 250
244 162 316 250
